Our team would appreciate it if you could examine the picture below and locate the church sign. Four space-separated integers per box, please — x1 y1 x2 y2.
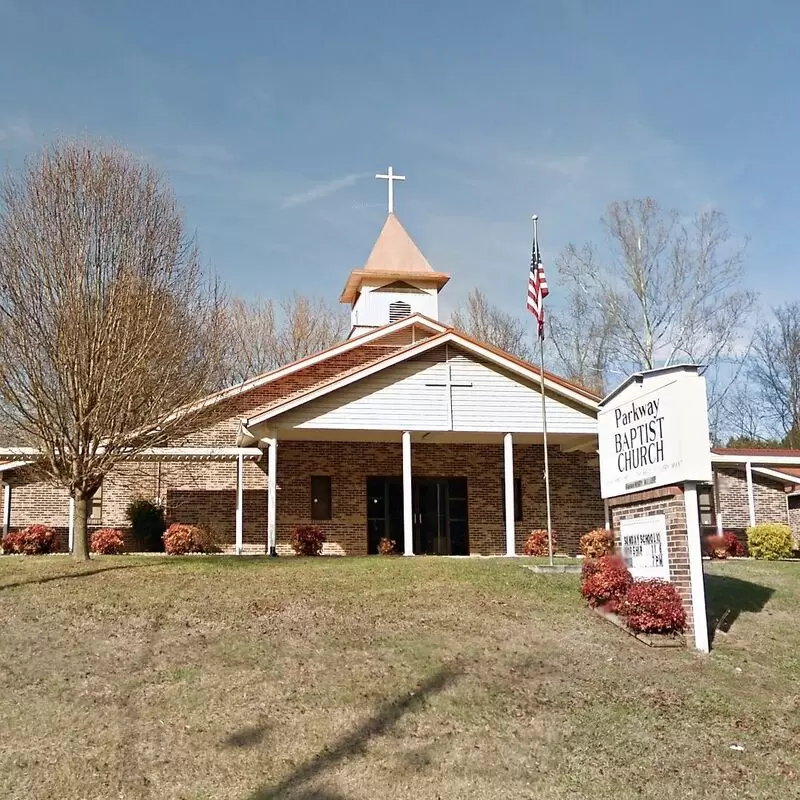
597 366 712 499
619 515 670 580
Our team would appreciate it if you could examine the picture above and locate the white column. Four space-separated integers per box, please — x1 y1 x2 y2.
604 500 610 531
713 468 724 535
503 433 515 556
745 461 756 528
235 454 244 555
267 437 278 556
68 497 75 553
2 483 10 535
402 431 413 556
684 481 710 653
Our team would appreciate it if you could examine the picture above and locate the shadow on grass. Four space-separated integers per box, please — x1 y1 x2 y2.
225 719 273 748
246 663 460 800
0 560 162 592
705 571 775 645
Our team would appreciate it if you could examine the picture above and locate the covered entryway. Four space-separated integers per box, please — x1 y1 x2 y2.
367 476 469 555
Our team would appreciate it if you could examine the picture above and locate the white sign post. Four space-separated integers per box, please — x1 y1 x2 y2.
599 366 711 653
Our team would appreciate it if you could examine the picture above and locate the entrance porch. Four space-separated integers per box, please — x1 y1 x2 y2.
267 431 603 557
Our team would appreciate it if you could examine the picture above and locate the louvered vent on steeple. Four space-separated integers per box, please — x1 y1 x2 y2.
389 300 412 322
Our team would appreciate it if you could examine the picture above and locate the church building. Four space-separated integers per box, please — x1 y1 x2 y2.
0 178 606 556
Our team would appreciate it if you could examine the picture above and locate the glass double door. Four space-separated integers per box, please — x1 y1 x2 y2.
367 477 468 555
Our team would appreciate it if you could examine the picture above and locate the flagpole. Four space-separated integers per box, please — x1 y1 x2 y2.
533 215 554 566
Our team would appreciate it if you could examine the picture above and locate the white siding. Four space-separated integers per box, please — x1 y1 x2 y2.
351 284 438 329
273 345 596 434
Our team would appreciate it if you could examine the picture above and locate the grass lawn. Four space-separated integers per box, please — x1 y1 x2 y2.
1 556 798 799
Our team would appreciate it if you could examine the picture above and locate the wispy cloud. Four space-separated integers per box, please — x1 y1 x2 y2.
0 114 39 152
280 172 366 209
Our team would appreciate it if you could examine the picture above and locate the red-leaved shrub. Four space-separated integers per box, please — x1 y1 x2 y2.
2 524 58 555
378 536 397 555
580 554 633 611
162 523 220 555
703 534 729 559
291 524 326 556
90 528 125 555
620 580 687 634
523 529 557 556
1 532 23 554
579 528 615 559
724 531 747 557
704 531 747 559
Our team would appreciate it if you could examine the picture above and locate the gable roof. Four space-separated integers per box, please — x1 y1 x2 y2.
751 465 800 488
340 214 450 303
246 328 599 429
712 447 800 458
711 447 800 468
163 313 448 426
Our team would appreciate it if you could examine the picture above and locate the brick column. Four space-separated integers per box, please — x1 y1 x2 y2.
607 485 708 649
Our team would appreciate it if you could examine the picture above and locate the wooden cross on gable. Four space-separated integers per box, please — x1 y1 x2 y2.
426 344 472 431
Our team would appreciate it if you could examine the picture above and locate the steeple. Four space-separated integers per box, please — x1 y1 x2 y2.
341 168 450 337
340 213 450 336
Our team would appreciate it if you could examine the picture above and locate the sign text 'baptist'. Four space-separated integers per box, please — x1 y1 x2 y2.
614 398 665 473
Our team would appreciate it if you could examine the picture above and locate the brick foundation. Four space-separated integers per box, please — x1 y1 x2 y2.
608 486 701 643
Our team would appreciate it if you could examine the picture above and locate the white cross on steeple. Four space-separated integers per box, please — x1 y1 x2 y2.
375 165 406 214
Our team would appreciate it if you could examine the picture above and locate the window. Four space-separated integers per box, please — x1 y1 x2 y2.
311 476 332 520
88 484 103 524
697 485 714 528
788 495 800 510
501 476 523 522
389 300 411 323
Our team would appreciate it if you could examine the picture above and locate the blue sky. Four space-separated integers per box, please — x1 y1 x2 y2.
0 0 796 318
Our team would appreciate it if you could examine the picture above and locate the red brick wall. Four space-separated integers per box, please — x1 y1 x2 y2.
715 467 789 528
609 487 699 642
274 440 603 556
5 460 268 552
5 440 603 556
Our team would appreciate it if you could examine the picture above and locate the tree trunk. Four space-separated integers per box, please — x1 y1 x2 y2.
73 494 90 561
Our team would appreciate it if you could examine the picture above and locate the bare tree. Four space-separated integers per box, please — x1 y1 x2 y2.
548 280 615 395
715 383 776 446
557 198 754 405
748 302 800 448
224 293 348 384
0 141 225 560
451 288 533 361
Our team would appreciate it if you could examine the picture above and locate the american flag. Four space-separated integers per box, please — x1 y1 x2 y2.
526 231 549 339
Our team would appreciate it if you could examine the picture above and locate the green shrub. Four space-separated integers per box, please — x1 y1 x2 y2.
125 497 165 552
746 523 795 560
